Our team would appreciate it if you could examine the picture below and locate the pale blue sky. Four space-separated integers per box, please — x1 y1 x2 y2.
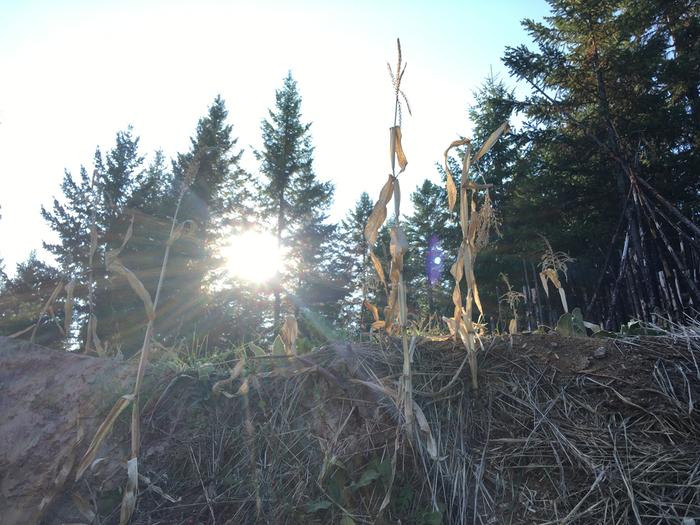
0 0 549 273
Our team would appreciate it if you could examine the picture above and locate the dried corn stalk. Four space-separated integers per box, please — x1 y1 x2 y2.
77 159 198 525
539 235 574 313
364 38 413 435
443 122 508 389
499 273 524 334
280 314 298 355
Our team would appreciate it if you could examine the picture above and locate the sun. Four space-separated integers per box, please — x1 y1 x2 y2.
220 229 282 284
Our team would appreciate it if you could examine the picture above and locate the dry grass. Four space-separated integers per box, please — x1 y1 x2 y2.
70 327 697 524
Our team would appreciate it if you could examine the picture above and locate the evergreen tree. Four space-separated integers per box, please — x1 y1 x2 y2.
0 252 63 348
156 95 250 344
502 0 700 323
332 193 373 332
256 72 335 330
404 180 457 320
41 128 159 351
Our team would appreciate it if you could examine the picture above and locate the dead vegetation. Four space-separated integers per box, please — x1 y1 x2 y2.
16 323 690 524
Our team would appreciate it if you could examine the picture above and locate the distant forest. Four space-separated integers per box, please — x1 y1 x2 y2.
1 0 699 353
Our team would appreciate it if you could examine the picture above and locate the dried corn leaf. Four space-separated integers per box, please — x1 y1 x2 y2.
461 143 472 183
364 176 394 246
364 300 380 323
446 172 457 211
30 280 64 343
541 268 562 290
213 357 246 396
558 287 569 313
89 315 106 357
108 259 155 321
76 394 134 480
397 279 408 327
384 293 398 334
369 251 386 287
118 215 134 254
443 138 470 211
472 276 484 317
508 318 517 334
393 178 401 220
371 320 386 331
412 402 438 460
389 126 408 175
443 315 465 338
539 271 550 297
131 399 140 457
119 457 138 525
473 121 510 163
389 226 409 261
280 315 298 355
139 473 180 503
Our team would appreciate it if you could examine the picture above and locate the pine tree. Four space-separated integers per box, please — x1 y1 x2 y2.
156 96 250 343
0 252 63 347
331 193 374 332
41 128 157 351
404 180 457 320
256 72 335 329
503 0 700 324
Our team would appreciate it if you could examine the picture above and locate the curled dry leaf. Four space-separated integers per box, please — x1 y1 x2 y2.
119 457 138 525
369 251 387 288
509 318 518 334
393 178 401 220
280 315 298 356
540 268 562 292
76 394 135 480
108 259 155 321
30 279 64 343
89 315 106 357
472 121 510 163
364 175 394 246
389 226 409 262
212 357 247 396
443 138 470 211
412 402 438 460
389 126 408 175
364 300 380 323
371 320 386 331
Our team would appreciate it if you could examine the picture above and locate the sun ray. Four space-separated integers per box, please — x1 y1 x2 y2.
220 230 281 284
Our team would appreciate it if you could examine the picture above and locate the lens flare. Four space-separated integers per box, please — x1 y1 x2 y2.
220 230 281 283
427 235 444 286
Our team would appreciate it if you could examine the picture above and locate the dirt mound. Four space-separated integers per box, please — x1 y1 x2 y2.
0 336 135 525
2 332 699 524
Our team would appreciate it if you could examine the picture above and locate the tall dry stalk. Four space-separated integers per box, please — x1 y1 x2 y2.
364 38 413 431
443 122 508 389
499 273 524 334
76 159 198 525
538 235 574 313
